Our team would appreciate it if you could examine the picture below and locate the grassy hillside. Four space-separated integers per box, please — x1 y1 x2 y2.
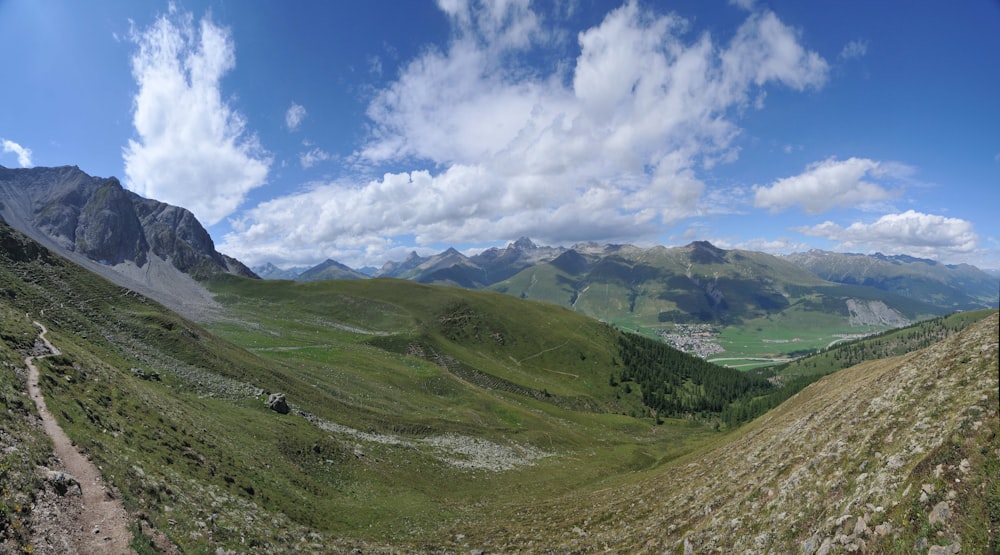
1 222 730 552
0 304 53 552
426 313 1000 553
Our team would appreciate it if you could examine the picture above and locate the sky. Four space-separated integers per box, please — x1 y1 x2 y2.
1 0 998 271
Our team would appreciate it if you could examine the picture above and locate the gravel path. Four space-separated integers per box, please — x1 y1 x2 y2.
25 321 134 555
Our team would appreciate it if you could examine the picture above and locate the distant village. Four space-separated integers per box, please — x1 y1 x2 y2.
657 324 725 358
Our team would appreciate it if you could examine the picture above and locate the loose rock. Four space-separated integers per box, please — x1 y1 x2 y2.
267 392 290 414
928 501 950 525
45 469 80 495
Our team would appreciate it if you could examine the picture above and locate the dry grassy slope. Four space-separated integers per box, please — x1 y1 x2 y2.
441 313 999 554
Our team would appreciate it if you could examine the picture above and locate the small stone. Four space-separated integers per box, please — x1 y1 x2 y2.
929 501 950 525
853 515 868 537
802 535 819 555
958 459 970 474
928 543 961 555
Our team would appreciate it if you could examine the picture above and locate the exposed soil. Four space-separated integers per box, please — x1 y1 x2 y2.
25 321 134 555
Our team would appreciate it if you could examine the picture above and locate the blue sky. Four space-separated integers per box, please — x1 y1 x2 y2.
1 0 998 270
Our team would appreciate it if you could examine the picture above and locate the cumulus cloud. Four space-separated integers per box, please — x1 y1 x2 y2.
123 8 270 226
1 139 33 167
839 39 869 60
753 157 904 214
797 210 980 259
286 102 306 131
224 1 829 267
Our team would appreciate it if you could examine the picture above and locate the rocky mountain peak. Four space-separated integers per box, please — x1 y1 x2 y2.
511 236 537 250
685 240 727 264
0 164 257 316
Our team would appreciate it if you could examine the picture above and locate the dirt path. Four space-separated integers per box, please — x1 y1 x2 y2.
25 321 134 555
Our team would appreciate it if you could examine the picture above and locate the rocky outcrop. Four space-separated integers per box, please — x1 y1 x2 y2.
266 393 290 414
0 164 256 280
846 298 910 327
44 469 80 496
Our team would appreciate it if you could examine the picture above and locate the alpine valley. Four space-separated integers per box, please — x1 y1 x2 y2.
1 165 998 554
257 229 998 367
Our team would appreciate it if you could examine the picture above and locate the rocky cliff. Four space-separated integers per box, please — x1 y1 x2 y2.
0 164 256 317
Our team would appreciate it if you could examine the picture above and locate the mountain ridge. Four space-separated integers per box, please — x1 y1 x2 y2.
784 248 998 310
271 239 997 315
0 164 257 319
261 239 995 359
295 258 369 281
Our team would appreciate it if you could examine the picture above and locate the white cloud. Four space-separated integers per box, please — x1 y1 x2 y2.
299 148 331 169
225 2 829 267
753 157 904 214
286 102 306 131
367 55 383 76
797 210 980 260
123 8 270 226
716 236 811 254
1 139 33 167
839 39 869 60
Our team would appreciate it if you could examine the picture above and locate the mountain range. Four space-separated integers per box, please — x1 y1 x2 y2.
2 164 995 362
784 249 999 309
260 237 998 342
267 238 998 313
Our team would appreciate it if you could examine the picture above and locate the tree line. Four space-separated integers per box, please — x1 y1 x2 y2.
615 332 808 427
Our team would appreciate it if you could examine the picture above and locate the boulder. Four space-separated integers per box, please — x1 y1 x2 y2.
45 469 80 495
267 393 289 414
